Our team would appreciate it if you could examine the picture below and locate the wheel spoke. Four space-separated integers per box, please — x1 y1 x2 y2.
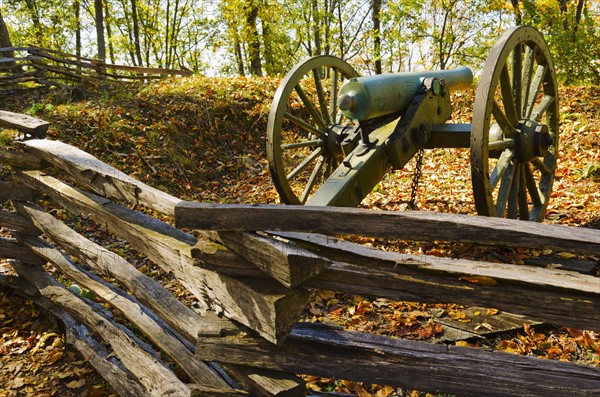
300 155 325 203
521 45 536 117
517 164 530 220
500 64 518 125
512 43 523 119
490 149 514 190
284 111 324 137
286 147 323 181
281 139 322 150
312 68 331 126
489 138 514 151
507 163 520 219
524 162 543 207
495 156 516 217
531 157 551 175
295 84 326 130
492 100 516 138
525 65 547 119
530 94 554 122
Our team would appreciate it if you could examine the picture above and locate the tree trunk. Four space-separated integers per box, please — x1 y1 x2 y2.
245 0 262 76
336 1 344 58
94 0 106 62
0 10 12 49
574 0 584 32
510 0 521 25
73 1 81 61
372 0 382 74
104 1 115 64
130 0 142 66
23 0 43 42
0 10 17 71
261 18 274 75
312 0 321 56
233 29 245 76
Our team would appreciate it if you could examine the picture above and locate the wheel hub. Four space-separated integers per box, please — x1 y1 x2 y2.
515 120 553 162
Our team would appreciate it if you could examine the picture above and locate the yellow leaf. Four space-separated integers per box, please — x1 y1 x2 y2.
455 341 470 347
556 252 576 259
66 379 86 389
376 386 396 397
487 308 499 316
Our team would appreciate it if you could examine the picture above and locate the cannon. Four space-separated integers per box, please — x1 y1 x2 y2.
266 26 559 221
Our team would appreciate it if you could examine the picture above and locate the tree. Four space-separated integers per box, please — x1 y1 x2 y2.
0 9 18 72
95 0 106 61
513 0 600 84
244 0 262 76
0 9 13 49
371 0 382 74
73 0 81 60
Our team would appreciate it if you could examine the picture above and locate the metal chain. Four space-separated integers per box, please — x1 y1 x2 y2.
408 146 425 210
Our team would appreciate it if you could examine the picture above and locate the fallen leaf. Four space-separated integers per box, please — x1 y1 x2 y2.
459 275 498 286
474 322 494 331
376 386 395 397
66 378 86 389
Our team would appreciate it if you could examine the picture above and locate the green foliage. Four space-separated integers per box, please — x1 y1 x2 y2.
0 0 597 83
518 0 600 85
26 102 56 117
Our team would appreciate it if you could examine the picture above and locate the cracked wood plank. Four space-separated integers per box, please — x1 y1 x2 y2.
20 139 181 215
175 203 599 255
13 201 306 397
196 321 600 397
15 170 308 345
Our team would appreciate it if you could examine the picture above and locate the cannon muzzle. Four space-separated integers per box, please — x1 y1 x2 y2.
337 66 473 121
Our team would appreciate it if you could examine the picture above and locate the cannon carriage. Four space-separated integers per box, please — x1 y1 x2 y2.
266 26 559 221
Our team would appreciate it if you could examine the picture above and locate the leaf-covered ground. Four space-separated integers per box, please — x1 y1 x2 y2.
0 79 598 397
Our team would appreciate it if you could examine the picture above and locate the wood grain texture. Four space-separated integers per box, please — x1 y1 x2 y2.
15 170 309 344
14 201 306 397
196 229 600 330
20 139 181 215
8 260 190 397
197 321 600 397
0 181 37 202
175 202 600 254
0 272 151 397
14 228 228 389
213 231 331 288
0 210 38 232
0 236 45 264
0 110 49 138
0 148 41 169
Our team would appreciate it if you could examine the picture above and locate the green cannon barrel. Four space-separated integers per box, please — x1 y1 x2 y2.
337 66 473 121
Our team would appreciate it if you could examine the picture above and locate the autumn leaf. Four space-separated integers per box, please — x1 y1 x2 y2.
459 275 498 285
376 386 396 397
66 378 86 388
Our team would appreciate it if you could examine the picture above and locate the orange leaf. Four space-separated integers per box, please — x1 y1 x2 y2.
376 386 395 397
459 275 498 285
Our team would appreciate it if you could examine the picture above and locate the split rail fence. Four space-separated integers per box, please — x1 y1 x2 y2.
0 112 599 396
0 46 192 94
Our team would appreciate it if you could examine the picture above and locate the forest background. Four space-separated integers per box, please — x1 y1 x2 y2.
0 0 598 84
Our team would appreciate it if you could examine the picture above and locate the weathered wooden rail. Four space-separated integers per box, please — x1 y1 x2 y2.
0 46 192 94
0 114 599 396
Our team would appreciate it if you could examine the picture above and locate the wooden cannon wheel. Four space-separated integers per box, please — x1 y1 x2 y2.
267 56 359 204
471 26 560 221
